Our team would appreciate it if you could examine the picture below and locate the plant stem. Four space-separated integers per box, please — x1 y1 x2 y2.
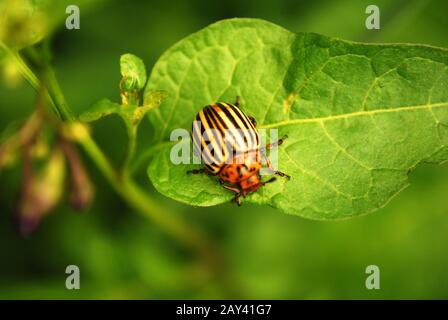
6 45 227 281
79 135 222 268
0 42 60 118
42 66 76 122
130 140 177 174
0 42 38 87
121 123 137 177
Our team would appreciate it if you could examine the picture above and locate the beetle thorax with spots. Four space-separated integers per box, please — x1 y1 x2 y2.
219 150 263 194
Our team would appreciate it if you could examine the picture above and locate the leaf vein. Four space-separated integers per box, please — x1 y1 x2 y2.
260 102 448 129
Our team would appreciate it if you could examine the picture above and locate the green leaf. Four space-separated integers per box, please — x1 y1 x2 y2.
143 88 169 108
78 98 136 144
144 18 448 219
120 53 147 92
79 91 166 171
80 91 167 125
78 99 121 123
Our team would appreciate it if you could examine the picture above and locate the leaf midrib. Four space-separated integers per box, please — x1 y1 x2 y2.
260 102 447 129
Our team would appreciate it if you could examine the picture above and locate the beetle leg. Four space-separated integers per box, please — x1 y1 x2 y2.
248 115 257 127
267 134 288 150
232 193 242 206
258 134 290 179
274 171 290 179
234 96 241 108
222 184 242 206
261 151 291 180
258 135 288 155
262 177 277 185
187 168 208 175
222 184 240 193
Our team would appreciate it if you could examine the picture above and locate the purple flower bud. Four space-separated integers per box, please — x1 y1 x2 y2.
15 145 65 236
60 139 94 211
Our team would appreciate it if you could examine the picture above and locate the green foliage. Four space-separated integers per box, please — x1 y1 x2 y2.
0 0 103 52
80 92 168 125
79 91 167 162
120 53 147 93
79 53 165 134
79 53 167 171
0 0 51 51
2 0 448 300
78 99 121 123
144 18 448 219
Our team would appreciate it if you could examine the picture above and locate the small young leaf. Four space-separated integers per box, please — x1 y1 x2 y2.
80 91 167 126
79 90 167 171
144 18 448 219
78 99 121 123
143 90 169 109
120 53 147 93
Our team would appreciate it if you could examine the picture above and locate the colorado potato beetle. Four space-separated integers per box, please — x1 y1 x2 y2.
188 97 290 206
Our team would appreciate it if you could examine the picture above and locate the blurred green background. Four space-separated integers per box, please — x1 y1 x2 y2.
1 0 448 299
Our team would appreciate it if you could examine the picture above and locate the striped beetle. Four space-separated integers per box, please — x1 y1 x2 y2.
188 97 290 206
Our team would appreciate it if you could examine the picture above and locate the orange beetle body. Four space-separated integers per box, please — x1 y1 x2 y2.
219 150 263 194
189 99 289 205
